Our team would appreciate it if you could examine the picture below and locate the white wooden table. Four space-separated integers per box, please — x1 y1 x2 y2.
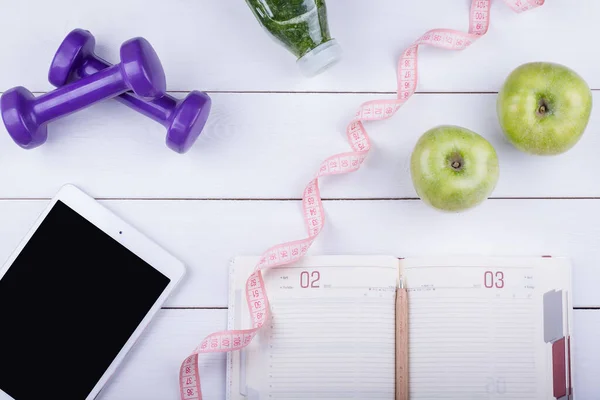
1 1 600 399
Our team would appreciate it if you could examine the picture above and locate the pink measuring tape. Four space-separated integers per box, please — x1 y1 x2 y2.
179 0 544 398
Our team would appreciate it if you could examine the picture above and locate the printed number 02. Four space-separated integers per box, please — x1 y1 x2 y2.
300 271 320 288
484 271 504 288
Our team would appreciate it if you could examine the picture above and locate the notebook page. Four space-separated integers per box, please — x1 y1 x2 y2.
227 256 399 400
401 256 570 400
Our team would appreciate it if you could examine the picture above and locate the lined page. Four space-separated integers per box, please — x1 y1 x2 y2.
404 262 548 400
227 256 398 400
267 294 394 398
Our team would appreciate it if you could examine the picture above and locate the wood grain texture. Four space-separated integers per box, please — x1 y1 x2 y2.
395 288 408 400
92 309 600 399
2 93 600 199
2 198 600 308
0 0 597 93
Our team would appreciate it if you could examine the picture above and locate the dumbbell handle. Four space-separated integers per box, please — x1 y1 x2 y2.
35 65 127 125
76 56 177 127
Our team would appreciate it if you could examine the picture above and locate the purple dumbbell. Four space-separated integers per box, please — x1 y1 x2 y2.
49 29 211 154
1 36 165 150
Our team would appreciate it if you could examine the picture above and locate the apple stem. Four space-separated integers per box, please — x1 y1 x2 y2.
538 99 549 116
449 152 464 171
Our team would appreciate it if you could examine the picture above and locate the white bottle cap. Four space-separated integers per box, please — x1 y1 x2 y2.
296 39 342 77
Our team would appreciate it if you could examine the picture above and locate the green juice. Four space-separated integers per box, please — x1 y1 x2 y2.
244 0 342 76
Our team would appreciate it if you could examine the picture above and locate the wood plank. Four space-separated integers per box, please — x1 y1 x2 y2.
0 1 596 93
94 309 600 399
2 199 600 308
2 93 600 199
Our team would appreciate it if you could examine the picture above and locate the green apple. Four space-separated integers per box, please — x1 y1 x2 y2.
497 62 592 155
410 125 499 212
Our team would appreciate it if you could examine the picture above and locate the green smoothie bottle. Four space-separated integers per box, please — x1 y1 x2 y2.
244 0 342 77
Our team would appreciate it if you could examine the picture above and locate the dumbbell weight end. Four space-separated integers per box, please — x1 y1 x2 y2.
1 87 43 149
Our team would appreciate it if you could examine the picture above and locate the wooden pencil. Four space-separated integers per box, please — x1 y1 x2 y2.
395 284 408 400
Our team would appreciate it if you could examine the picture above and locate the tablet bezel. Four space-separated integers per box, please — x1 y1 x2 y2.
0 184 186 400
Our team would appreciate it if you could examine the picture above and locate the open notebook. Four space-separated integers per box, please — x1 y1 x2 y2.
226 255 573 400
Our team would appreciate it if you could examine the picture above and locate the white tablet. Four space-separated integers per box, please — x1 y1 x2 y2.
0 184 185 400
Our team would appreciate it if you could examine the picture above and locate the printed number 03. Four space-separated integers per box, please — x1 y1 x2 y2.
484 271 504 289
300 270 320 288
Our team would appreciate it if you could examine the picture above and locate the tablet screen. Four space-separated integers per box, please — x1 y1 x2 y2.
0 200 171 400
